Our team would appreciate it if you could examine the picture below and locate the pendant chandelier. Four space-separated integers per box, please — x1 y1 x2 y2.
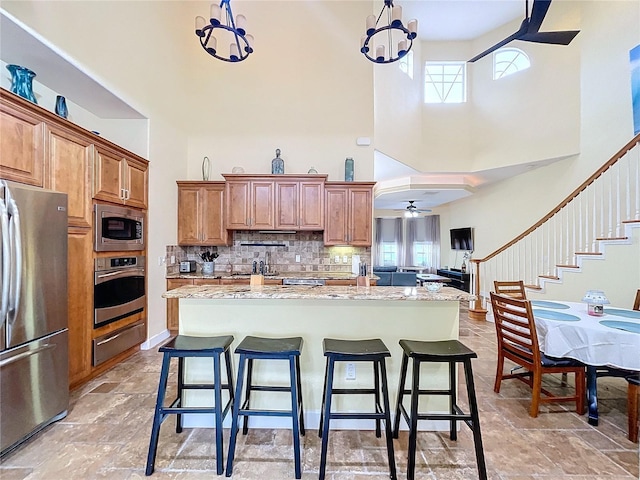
195 0 253 62
361 0 417 64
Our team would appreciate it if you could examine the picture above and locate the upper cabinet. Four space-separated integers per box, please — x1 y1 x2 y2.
45 125 93 228
177 181 229 246
223 174 327 231
324 182 374 246
93 144 148 209
275 177 325 230
0 91 45 187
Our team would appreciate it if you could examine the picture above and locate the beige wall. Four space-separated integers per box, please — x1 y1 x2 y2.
2 0 637 340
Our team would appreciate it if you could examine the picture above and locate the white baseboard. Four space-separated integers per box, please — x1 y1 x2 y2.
140 329 171 350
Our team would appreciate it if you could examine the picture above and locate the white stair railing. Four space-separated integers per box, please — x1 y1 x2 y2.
469 134 640 319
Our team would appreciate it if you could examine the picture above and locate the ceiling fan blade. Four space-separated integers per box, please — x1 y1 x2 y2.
468 31 522 63
527 0 552 33
520 30 580 45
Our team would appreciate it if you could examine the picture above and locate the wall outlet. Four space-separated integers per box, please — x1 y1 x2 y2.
170 255 176 265
158 256 166 266
346 363 356 380
334 255 340 263
295 254 301 263
342 255 348 263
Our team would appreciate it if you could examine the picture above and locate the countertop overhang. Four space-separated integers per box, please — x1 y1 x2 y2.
163 285 472 301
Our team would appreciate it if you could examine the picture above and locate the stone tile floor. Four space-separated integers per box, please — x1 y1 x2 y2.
1 306 638 479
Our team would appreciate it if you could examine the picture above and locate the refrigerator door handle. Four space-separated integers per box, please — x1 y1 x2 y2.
0 343 56 368
7 198 22 330
0 199 10 324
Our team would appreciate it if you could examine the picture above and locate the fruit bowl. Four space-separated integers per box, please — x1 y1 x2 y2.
426 282 444 292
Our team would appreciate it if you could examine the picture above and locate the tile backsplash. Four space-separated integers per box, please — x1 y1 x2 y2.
166 231 371 276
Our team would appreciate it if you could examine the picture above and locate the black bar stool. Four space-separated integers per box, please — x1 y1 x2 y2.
145 334 235 476
318 338 396 480
392 339 487 480
225 335 305 479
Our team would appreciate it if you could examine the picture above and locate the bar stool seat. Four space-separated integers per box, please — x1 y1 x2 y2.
318 338 396 480
225 335 305 479
393 339 487 480
145 334 235 476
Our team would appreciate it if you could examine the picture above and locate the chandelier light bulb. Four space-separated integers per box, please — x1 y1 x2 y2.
391 5 403 27
245 34 254 53
407 19 418 39
366 15 376 35
210 4 221 25
360 35 368 52
235 14 247 35
207 35 217 55
195 16 206 36
398 39 407 56
376 45 385 62
230 42 240 61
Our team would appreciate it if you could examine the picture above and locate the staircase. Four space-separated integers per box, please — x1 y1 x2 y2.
469 133 640 320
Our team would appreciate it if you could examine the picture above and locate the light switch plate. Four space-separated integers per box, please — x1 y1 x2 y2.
334 255 340 263
342 256 348 263
295 254 301 263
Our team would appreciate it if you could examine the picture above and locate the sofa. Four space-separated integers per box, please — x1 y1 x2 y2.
372 266 417 286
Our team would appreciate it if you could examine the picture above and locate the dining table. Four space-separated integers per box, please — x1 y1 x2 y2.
531 300 640 425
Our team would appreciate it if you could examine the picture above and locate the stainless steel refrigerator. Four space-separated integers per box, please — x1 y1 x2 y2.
0 180 69 457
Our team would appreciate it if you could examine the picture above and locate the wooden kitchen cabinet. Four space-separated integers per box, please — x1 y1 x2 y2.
177 181 229 246
224 176 275 229
166 279 193 331
93 144 148 209
0 91 45 187
275 177 325 230
67 226 94 387
324 182 374 246
45 125 93 228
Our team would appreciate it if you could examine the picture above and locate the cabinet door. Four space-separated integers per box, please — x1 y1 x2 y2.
124 158 148 209
202 184 229 245
46 126 93 228
275 181 299 229
177 185 201 245
251 181 275 229
324 188 348 245
166 279 193 331
349 187 372 246
299 180 324 230
68 227 93 387
93 146 125 204
0 100 45 187
226 180 251 229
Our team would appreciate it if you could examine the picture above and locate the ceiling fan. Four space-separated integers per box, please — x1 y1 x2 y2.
468 0 580 63
395 201 431 217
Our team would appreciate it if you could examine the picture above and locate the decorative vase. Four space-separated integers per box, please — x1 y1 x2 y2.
55 95 68 119
202 156 210 181
308 167 318 174
202 261 215 276
345 157 354 182
271 148 284 174
7 64 37 104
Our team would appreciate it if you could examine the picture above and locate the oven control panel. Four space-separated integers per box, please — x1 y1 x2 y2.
95 255 146 272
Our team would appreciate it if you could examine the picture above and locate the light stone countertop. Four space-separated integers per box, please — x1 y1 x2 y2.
163 284 473 301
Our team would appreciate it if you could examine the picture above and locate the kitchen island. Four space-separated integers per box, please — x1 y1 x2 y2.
163 284 472 431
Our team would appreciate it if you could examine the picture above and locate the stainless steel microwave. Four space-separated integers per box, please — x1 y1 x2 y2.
94 204 145 252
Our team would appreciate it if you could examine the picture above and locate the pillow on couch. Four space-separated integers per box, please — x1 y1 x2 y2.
373 266 398 273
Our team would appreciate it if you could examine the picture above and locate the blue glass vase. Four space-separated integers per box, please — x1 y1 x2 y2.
345 157 354 182
55 95 68 119
271 148 284 174
7 64 37 104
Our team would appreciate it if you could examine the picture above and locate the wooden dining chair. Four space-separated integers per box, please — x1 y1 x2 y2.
628 375 639 443
493 280 527 299
633 289 640 311
489 292 586 417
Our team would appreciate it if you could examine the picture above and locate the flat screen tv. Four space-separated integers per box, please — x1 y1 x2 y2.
450 227 474 251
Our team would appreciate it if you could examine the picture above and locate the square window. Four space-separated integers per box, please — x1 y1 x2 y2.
425 61 466 103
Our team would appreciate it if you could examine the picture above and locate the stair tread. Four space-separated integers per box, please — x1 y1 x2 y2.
596 237 628 241
524 284 542 290
556 264 579 268
539 275 560 280
575 252 602 255
622 220 640 224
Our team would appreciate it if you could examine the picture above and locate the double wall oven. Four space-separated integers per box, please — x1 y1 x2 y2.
93 204 147 366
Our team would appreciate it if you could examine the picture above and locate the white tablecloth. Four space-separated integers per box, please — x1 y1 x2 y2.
533 301 640 371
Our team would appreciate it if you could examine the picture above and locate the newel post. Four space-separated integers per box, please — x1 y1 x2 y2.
468 259 487 321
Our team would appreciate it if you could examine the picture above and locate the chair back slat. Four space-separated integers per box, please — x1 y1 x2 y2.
493 280 527 299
